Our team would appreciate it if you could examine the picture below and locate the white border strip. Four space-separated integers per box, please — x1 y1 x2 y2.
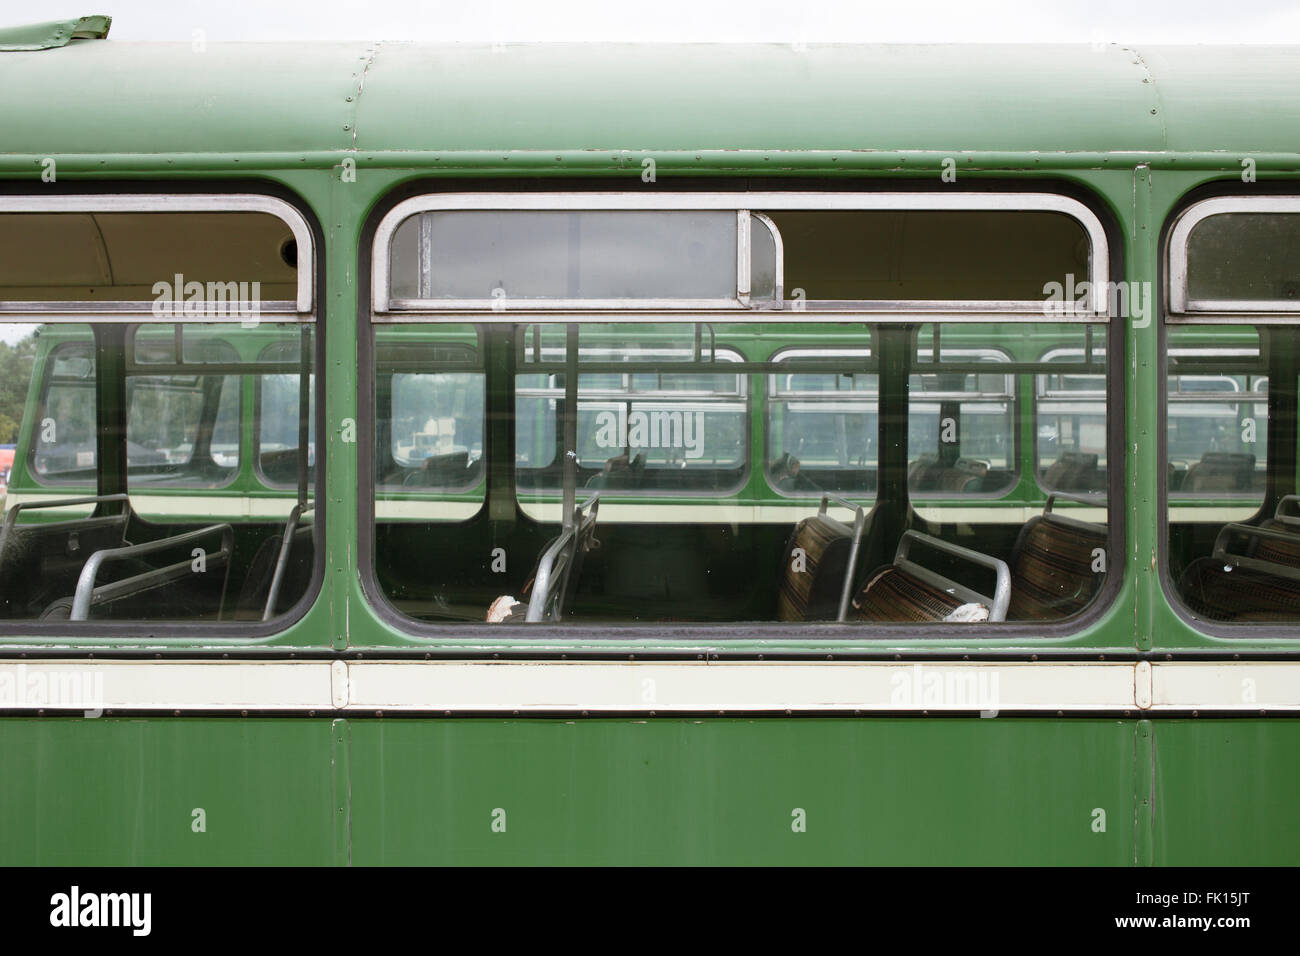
1 660 1296 714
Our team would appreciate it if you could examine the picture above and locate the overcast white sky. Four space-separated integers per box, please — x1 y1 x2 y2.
1 0 1297 344
6 0 1300 44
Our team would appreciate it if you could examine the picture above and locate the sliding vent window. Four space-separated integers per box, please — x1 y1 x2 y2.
389 210 779 308
0 199 318 627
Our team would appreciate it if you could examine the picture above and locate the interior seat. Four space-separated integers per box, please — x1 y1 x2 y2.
849 530 1010 622
1181 451 1255 493
1177 495 1300 621
775 496 866 621
1006 499 1107 621
1041 452 1101 494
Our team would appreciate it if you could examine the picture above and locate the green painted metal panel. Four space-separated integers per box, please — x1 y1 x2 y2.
1151 719 1300 865
0 718 336 865
1 42 1298 161
347 718 1136 865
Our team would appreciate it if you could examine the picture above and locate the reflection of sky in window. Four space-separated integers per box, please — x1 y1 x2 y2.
0 323 35 346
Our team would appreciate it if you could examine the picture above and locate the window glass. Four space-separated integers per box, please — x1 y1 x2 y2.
0 211 298 304
32 333 97 487
1162 323 1300 624
909 331 1017 496
121 325 248 487
390 210 739 302
516 324 747 503
372 319 1111 626
257 337 316 488
766 351 877 496
1 318 316 625
375 325 485 504
1186 213 1300 306
764 210 1088 302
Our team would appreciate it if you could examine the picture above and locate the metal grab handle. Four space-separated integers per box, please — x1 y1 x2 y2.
263 504 314 621
893 530 1011 622
819 494 868 622
1274 495 1300 526
0 493 130 557
1211 522 1300 583
526 493 599 623
71 523 234 621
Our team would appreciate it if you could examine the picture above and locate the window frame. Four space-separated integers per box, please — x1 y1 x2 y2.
361 185 1124 644
0 189 324 643
0 193 314 319
1168 195 1300 318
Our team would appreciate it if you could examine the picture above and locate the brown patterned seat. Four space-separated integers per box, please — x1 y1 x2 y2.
848 565 964 622
1179 560 1300 622
1176 497 1300 621
908 456 986 494
1006 513 1107 621
848 531 1009 623
776 513 855 621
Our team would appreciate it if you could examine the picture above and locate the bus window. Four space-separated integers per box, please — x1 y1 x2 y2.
909 333 1016 497
32 335 97 488
516 325 748 507
1036 347 1108 495
1165 196 1300 625
766 349 877 496
374 325 485 515
127 328 243 489
0 197 319 628
369 194 1114 629
256 335 317 489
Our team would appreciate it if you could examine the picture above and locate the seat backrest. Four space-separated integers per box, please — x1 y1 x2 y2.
0 513 129 617
775 513 855 621
1250 519 1300 567
1182 451 1255 493
235 525 315 620
1007 513 1107 621
1042 452 1100 493
525 497 599 622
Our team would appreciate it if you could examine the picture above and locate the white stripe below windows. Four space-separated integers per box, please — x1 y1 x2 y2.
0 659 1296 714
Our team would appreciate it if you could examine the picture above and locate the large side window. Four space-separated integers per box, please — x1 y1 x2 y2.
0 198 318 627
1166 195 1300 625
369 193 1113 629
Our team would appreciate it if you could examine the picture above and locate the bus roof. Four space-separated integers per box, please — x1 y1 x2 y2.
1 41 1298 162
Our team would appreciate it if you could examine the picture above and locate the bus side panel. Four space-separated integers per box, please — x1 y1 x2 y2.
1152 719 1300 865
0 718 337 865
347 718 1136 865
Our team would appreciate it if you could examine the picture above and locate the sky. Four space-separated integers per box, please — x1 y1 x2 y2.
1 0 1297 344
7 0 1300 44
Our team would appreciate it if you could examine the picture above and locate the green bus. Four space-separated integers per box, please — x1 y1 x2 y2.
0 22 1297 865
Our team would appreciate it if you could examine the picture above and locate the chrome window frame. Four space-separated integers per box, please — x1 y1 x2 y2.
1168 195 1300 320
0 194 315 319
371 192 1110 321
